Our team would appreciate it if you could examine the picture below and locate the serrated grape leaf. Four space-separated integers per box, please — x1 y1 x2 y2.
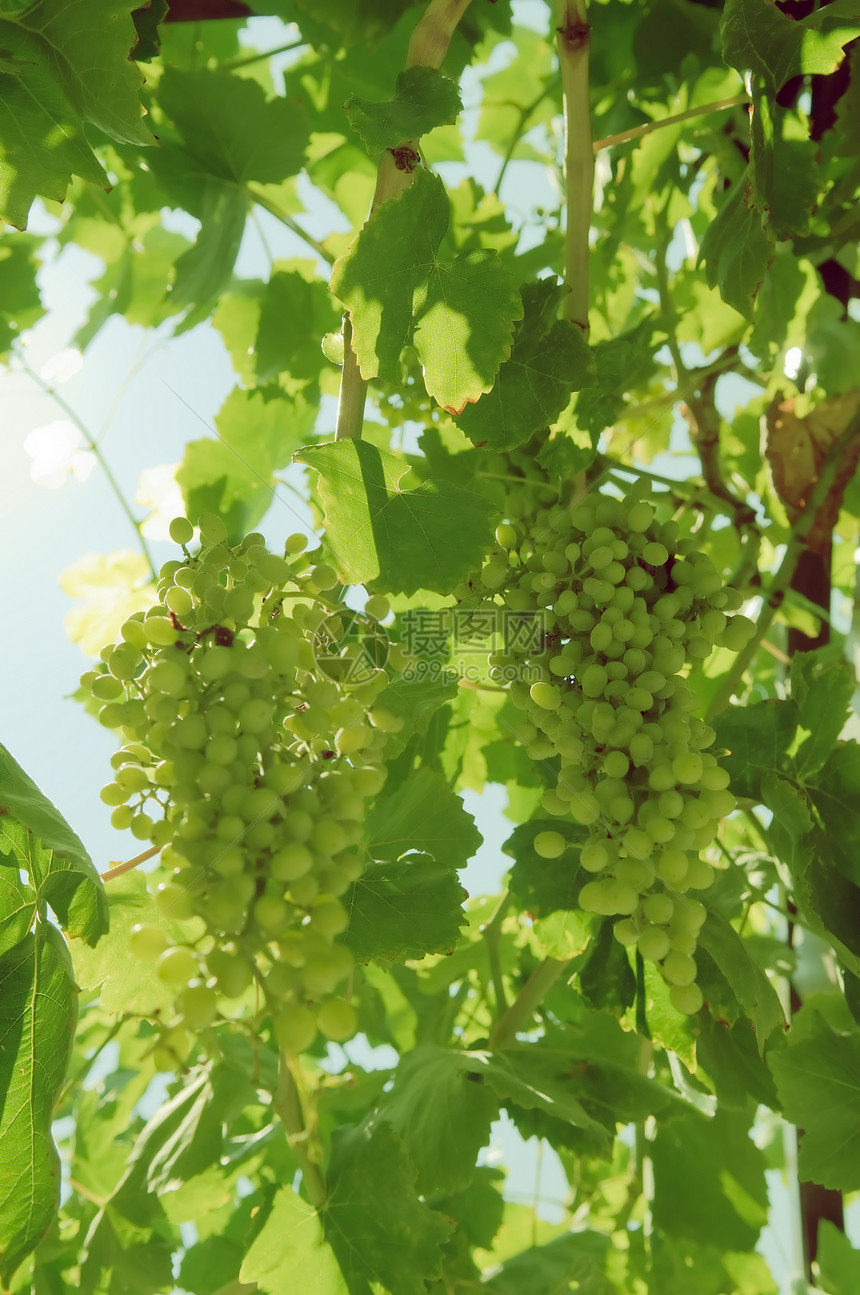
71 870 202 1016
324 1117 451 1295
255 262 344 388
75 223 191 350
697 910 785 1052
0 924 77 1283
345 66 462 154
769 1011 860 1191
761 770 814 842
791 650 855 775
178 387 316 544
0 236 43 358
170 182 248 318
469 1048 600 1131
0 743 106 945
721 0 860 95
142 1065 251 1194
0 1 149 228
651 1108 768 1251
504 819 588 917
786 832 860 975
483 1232 614 1295
366 766 481 866
699 172 774 318
374 668 460 748
456 279 597 449
696 1012 780 1111
378 1046 499 1195
79 1203 176 1295
296 440 495 594
816 1220 860 1295
578 918 636 1014
809 744 860 885
241 1187 349 1295
148 67 309 312
329 168 522 412
130 0 167 61
60 549 156 657
343 854 467 963
0 857 35 957
574 321 659 435
712 698 800 801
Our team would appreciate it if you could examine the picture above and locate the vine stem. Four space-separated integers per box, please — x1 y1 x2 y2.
488 957 570 1048
592 94 748 152
481 890 513 1018
555 0 593 334
274 1051 327 1209
100 845 160 881
707 415 860 719
19 356 157 578
334 0 474 442
245 185 334 264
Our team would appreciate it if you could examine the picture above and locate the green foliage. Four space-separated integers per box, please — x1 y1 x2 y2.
2 0 860 1290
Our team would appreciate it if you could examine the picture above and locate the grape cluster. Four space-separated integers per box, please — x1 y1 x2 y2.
465 481 753 1014
83 513 404 1063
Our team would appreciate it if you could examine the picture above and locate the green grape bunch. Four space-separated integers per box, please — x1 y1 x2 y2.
82 511 406 1063
462 481 755 1015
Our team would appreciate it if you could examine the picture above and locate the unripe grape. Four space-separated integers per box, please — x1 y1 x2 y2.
642 892 674 924
316 997 357 1042
274 1004 317 1054
534 830 566 859
613 918 640 946
662 951 698 986
178 985 218 1029
129 923 168 960
157 946 199 986
670 982 704 1015
637 926 671 962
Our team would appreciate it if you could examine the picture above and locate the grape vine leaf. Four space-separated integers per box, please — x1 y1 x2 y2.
148 67 310 314
0 743 107 944
378 1045 500 1195
329 167 523 412
345 66 463 154
60 549 156 658
0 236 44 358
241 1187 349 1295
696 1012 780 1111
575 321 659 435
699 173 774 318
343 854 467 964
365 766 481 867
456 278 597 449
721 0 860 96
0 857 35 957
324 1117 452 1295
0 0 150 228
0 924 78 1283
769 1010 860 1191
178 387 316 543
504 818 587 917
650 1108 768 1251
296 440 496 594
816 1220 860 1294
808 744 860 886
71 870 202 1016
712 698 800 800
697 910 785 1051
482 1231 614 1295
791 649 855 775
